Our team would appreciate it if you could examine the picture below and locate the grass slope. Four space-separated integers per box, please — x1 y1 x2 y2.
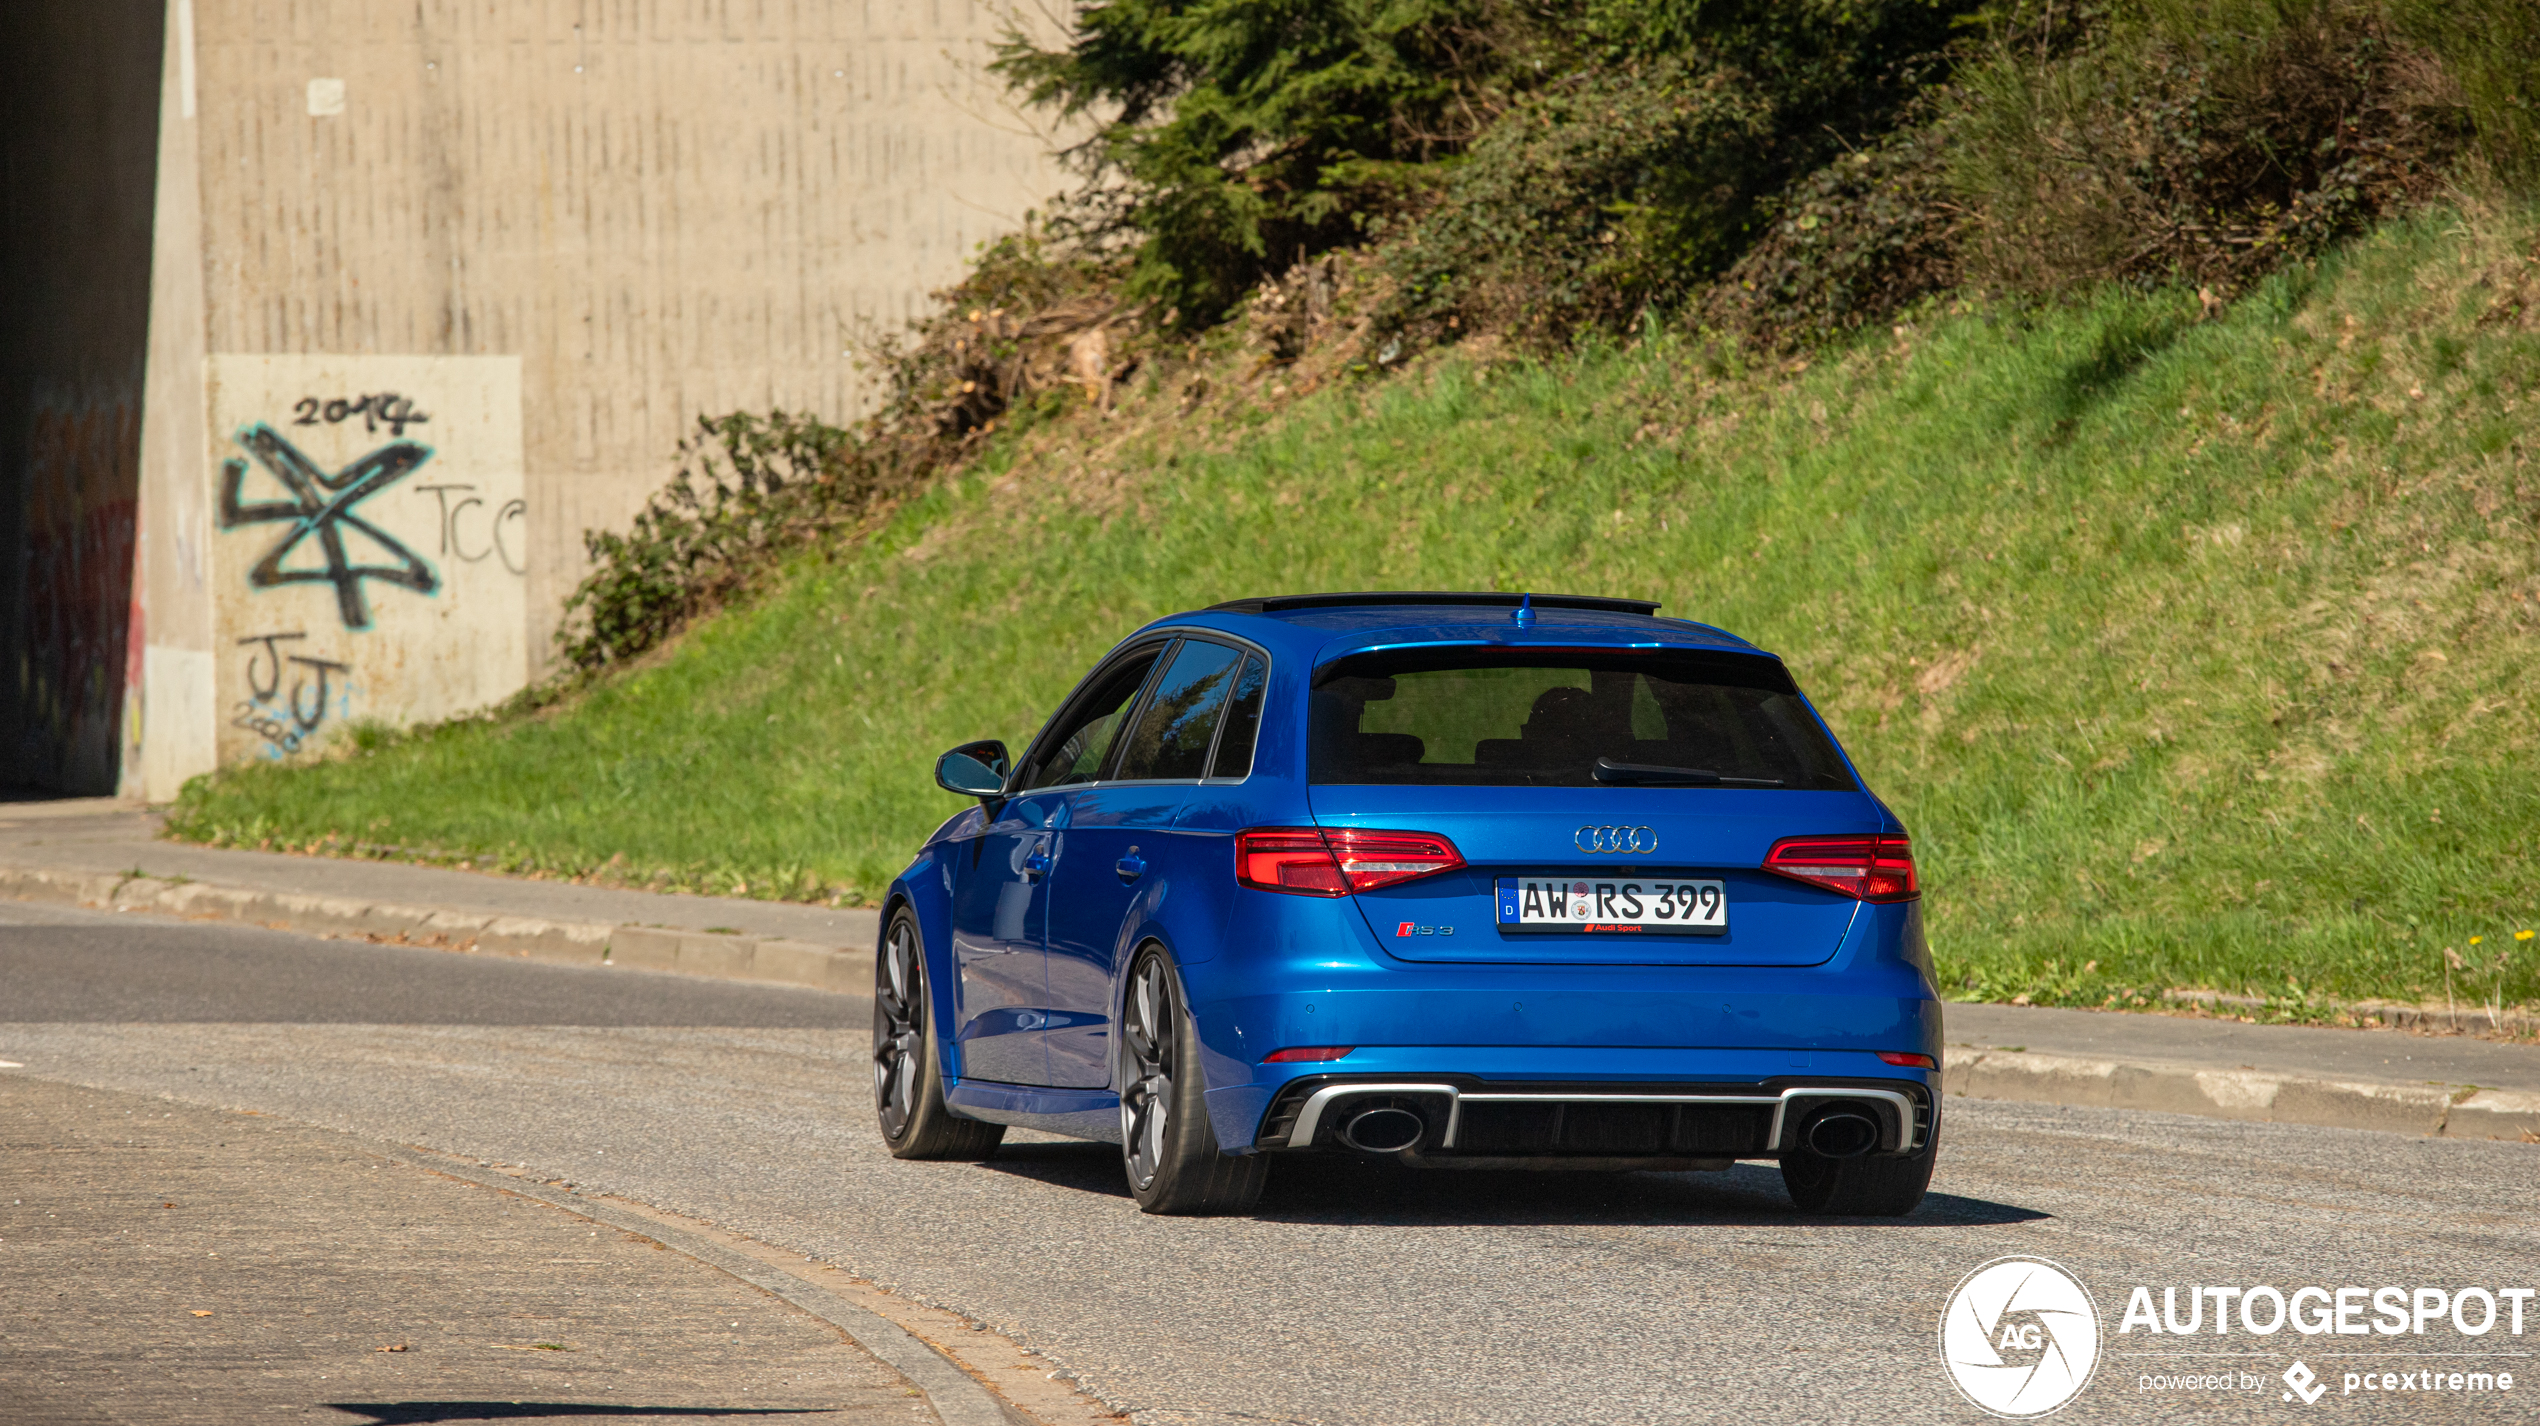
172 208 2540 1010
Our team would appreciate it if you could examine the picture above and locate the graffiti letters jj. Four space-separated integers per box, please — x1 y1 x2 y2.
219 423 439 630
231 631 353 757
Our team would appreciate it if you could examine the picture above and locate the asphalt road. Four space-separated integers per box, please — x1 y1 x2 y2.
6 899 2535 1424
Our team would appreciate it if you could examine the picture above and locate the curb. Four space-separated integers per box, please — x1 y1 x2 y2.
13 862 2532 1147
1944 1047 2540 1143
0 866 876 997
381 1145 1017 1426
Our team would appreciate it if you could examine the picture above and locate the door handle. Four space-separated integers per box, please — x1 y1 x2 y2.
1115 847 1146 883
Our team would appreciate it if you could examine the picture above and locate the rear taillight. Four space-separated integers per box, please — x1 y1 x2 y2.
1763 833 1918 902
1234 827 1465 896
1877 1051 1936 1068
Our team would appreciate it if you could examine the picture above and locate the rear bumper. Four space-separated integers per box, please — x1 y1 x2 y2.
1205 1050 1938 1160
1261 1075 1931 1157
1172 886 1941 1155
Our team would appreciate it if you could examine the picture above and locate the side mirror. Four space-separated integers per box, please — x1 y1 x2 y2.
934 739 1011 799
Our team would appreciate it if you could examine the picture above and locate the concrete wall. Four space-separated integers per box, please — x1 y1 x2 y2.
111 0 1070 799
0 2 167 794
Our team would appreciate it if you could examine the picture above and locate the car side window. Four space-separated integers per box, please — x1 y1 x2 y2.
1115 639 1245 781
1017 646 1166 791
1207 654 1267 779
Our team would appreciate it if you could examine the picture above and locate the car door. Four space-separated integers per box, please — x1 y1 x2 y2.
1041 637 1250 1088
951 642 1166 1085
945 787 1066 1085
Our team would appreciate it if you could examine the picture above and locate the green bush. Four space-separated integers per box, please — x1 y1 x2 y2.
1379 61 1776 344
559 411 859 670
1001 0 1976 329
995 0 1531 325
1950 0 2471 296
1706 110 1962 347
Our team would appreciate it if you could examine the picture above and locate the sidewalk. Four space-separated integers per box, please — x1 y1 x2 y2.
1946 1002 2540 1143
0 798 881 993
0 1074 939 1426
5 796 2536 1145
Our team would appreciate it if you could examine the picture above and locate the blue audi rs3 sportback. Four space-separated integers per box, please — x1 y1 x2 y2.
876 592 1941 1216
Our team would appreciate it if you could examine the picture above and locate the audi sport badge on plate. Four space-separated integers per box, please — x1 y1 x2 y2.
1495 877 1728 934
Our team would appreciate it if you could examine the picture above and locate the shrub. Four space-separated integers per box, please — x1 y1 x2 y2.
1002 0 1978 333
995 0 1534 326
1706 111 1964 347
1380 61 1776 345
1950 0 2472 296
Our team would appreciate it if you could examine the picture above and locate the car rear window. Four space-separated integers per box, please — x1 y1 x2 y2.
1309 649 1854 789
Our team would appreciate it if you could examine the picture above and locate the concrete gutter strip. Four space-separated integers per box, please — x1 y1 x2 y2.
383 1146 1015 1426
8 862 2534 1146
1945 1047 2540 1142
0 865 876 996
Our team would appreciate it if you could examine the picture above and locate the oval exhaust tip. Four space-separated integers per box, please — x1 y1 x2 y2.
1340 1105 1426 1154
1801 1107 1880 1159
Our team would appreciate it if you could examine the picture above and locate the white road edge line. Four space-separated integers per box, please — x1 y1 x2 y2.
378 1144 1019 1426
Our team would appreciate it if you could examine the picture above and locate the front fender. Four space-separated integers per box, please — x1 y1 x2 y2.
887 849 964 1078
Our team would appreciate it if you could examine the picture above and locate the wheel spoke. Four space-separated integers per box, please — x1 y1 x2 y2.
873 919 926 1138
1119 956 1179 1188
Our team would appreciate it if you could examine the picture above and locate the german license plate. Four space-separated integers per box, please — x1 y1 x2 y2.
1495 877 1728 934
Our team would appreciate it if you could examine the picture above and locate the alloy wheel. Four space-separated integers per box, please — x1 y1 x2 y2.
872 918 924 1140
1120 955 1176 1189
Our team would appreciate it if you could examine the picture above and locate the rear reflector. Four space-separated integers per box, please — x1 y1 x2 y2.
1235 827 1465 896
1876 1051 1937 1068
1263 1046 1355 1063
1762 833 1918 902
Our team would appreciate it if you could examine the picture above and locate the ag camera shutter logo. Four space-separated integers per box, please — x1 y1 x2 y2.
1941 1257 2102 1418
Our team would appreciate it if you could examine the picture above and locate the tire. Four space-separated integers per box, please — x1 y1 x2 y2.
873 909 1005 1161
1118 946 1267 1215
1781 1119 1936 1216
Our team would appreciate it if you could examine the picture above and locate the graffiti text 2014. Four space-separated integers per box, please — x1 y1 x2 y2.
292 392 431 438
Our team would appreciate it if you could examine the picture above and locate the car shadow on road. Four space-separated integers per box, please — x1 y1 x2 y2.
973 1140 1136 1198
327 1407 837 1424
974 1143 2047 1226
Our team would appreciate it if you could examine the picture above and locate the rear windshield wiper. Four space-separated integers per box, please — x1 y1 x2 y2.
1594 758 1785 788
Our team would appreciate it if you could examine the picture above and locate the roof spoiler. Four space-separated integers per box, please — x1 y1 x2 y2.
1208 590 1660 616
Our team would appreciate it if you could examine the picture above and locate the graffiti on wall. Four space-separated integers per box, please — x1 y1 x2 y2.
414 484 529 576
11 383 141 793
217 423 439 630
207 354 527 766
228 630 351 758
289 391 430 437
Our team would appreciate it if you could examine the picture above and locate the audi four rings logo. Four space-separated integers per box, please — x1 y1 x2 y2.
1574 825 1658 854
